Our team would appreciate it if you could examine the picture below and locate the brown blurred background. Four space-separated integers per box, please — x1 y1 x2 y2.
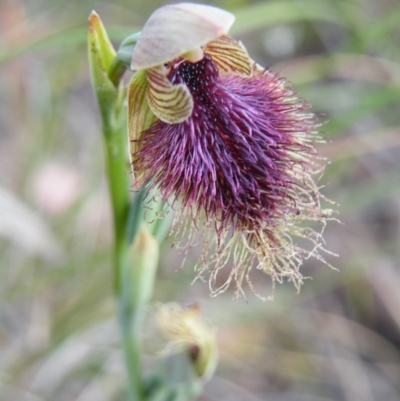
1 0 400 400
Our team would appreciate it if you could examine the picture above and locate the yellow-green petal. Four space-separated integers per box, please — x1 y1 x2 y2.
146 66 193 124
204 35 252 77
127 70 157 171
131 3 235 70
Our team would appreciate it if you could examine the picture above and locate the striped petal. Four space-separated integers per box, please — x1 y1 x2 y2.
204 35 252 77
146 66 194 124
131 3 235 70
128 70 157 168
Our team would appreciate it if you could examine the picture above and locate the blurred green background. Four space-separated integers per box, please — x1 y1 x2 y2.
1 0 400 400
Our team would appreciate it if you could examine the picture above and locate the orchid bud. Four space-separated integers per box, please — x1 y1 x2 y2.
88 11 117 122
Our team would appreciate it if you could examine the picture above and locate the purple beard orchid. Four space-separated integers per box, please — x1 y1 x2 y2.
128 3 335 299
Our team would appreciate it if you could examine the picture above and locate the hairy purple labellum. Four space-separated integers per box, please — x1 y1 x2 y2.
135 56 315 231
128 27 335 299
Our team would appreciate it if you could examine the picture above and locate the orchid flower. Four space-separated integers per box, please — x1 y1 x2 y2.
128 3 334 299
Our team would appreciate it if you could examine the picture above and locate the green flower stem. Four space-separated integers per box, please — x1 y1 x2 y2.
104 123 145 401
101 97 146 401
102 117 129 289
